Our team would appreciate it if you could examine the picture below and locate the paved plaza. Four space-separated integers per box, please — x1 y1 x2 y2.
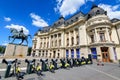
0 60 120 80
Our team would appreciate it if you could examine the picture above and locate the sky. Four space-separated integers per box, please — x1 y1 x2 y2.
0 0 120 47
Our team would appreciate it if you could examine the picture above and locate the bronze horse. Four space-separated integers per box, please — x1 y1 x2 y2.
9 28 31 45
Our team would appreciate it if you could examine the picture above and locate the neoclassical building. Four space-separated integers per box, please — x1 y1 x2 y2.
32 4 120 62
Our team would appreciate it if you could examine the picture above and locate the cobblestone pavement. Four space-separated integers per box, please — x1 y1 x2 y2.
0 61 120 80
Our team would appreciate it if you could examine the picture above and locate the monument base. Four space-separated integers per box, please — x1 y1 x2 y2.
4 43 28 57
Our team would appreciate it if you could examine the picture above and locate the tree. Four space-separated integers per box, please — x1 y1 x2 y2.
27 47 32 56
0 46 5 54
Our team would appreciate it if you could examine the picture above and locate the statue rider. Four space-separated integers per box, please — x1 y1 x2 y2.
19 28 24 37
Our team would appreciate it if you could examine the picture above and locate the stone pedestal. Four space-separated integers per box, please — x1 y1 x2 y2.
4 44 28 57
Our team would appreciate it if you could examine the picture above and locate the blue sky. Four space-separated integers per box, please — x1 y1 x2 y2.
0 0 120 47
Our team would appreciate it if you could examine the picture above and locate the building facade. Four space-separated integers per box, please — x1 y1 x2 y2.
32 4 120 62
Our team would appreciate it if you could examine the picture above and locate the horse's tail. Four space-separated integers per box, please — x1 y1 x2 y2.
28 35 32 39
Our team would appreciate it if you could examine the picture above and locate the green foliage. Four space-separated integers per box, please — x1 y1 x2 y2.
27 47 32 56
0 46 5 54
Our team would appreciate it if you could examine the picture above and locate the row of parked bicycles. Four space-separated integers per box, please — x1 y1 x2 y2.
1 55 92 80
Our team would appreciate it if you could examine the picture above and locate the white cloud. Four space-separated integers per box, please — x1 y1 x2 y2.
98 4 120 19
54 0 85 17
30 13 48 27
2 41 8 46
4 17 11 22
5 24 29 35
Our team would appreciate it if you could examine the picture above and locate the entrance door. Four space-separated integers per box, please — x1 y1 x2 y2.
91 48 97 59
76 49 80 58
66 50 69 58
101 47 110 62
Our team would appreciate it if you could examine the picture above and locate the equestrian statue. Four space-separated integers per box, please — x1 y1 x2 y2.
9 28 31 45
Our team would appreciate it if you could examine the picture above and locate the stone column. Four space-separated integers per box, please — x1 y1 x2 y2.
78 28 81 45
74 30 77 45
69 32 71 46
95 29 99 42
48 50 50 58
62 49 65 58
96 47 102 60
62 32 65 47
69 49 71 58
74 49 77 58
106 28 110 42
56 34 58 47
64 33 67 47
49 36 51 48
36 37 40 49
109 47 116 62
41 38 43 49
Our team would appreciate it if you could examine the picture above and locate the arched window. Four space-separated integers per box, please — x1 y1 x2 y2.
46 51 48 57
44 42 46 47
59 39 61 46
76 36 79 45
90 35 94 43
99 33 105 42
42 51 44 57
50 53 51 58
57 53 60 58
55 40 57 46
71 37 74 45
67 38 69 46
47 42 49 48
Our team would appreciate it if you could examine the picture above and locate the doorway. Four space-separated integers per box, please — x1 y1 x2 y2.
91 48 97 59
101 47 110 62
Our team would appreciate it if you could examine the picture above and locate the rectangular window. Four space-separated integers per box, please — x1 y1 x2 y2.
59 39 61 46
76 36 79 45
90 35 94 43
99 33 105 42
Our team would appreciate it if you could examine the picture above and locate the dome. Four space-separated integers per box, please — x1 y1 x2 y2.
87 4 107 19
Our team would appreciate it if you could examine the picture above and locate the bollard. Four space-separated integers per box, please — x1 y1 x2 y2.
67 58 73 68
25 59 36 74
51 59 58 70
88 54 93 64
40 59 48 71
81 57 86 65
77 58 81 66
60 59 66 68
2 59 17 78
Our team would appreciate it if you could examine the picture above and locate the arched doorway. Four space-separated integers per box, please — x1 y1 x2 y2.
76 49 80 58
91 48 97 59
101 47 110 62
66 50 69 58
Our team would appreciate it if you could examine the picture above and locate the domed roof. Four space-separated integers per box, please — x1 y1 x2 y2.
87 4 107 19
